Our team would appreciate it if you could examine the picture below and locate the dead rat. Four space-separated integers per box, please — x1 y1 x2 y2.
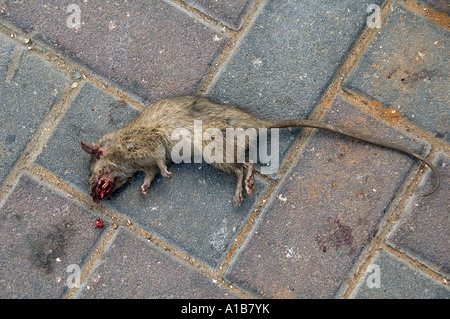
81 96 440 206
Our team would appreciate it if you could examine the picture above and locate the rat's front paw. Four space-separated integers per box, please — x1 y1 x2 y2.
140 182 150 196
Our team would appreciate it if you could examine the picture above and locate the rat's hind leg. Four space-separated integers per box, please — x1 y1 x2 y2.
156 158 173 178
232 165 244 207
243 161 254 195
212 162 254 206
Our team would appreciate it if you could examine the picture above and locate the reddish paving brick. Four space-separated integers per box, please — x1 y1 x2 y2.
343 2 450 142
183 0 255 30
0 0 227 103
225 95 430 298
418 0 450 15
0 174 107 298
76 227 237 298
388 152 449 275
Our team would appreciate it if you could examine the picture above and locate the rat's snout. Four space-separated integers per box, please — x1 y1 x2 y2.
91 174 115 201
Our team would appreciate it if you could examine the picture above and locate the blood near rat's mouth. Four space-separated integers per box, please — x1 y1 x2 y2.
92 176 115 201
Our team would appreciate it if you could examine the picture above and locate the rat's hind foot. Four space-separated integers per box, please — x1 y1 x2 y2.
161 170 173 178
156 160 173 178
233 166 244 207
244 162 255 195
233 186 244 207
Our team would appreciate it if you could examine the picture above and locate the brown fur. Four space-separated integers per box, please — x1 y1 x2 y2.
82 96 440 206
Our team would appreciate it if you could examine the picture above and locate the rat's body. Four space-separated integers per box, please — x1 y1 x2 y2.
81 96 440 206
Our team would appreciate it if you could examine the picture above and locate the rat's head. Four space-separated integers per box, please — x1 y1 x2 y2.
81 141 132 202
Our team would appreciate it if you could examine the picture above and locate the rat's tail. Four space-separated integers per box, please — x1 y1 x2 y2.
267 119 440 196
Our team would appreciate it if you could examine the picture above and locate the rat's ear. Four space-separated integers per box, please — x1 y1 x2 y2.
81 141 106 158
81 141 98 156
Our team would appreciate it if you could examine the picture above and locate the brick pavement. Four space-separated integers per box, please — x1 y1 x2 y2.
0 0 448 299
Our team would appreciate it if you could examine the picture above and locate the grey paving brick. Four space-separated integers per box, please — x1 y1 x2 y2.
225 95 430 298
101 164 267 268
0 173 107 298
35 82 140 193
183 0 255 30
0 34 69 187
0 0 228 103
343 2 450 142
36 82 268 268
0 33 15 73
388 152 449 275
207 0 385 168
351 250 450 299
76 227 237 298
